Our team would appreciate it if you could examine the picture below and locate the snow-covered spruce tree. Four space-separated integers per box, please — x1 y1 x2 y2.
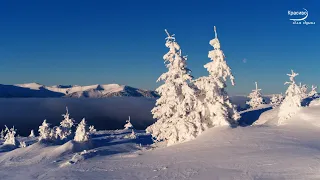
146 29 203 146
38 119 53 141
278 70 303 125
56 107 75 140
29 130 35 138
309 85 318 97
246 82 264 109
299 83 308 99
194 26 240 127
270 93 284 107
124 116 134 130
74 118 90 142
4 126 17 146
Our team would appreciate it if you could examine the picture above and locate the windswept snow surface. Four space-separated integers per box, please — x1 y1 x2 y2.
1 99 320 179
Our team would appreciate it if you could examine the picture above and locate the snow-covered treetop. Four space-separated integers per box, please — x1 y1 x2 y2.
270 93 284 107
205 26 235 86
254 82 261 92
164 29 175 42
162 29 181 64
309 85 318 97
124 116 134 130
286 70 298 85
284 70 302 97
209 26 220 49
60 107 74 128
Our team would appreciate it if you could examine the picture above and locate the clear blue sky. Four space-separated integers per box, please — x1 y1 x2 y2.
0 0 319 94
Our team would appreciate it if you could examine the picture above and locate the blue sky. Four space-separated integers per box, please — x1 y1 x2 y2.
0 0 319 94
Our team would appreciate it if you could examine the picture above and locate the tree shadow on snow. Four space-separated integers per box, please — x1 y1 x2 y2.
0 144 17 153
81 131 154 158
238 106 273 126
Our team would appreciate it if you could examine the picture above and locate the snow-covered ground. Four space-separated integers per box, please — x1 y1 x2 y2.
1 99 320 180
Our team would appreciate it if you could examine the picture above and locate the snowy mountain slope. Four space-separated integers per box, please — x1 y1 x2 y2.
0 83 159 98
64 85 158 98
1 100 320 179
0 84 64 98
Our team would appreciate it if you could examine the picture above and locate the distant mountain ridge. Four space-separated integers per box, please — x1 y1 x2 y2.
0 83 159 98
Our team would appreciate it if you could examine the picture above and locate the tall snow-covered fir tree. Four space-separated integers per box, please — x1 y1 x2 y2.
56 107 75 140
74 118 90 142
309 85 318 97
270 93 284 107
278 70 303 125
246 82 264 109
195 26 240 127
3 126 17 146
146 29 203 146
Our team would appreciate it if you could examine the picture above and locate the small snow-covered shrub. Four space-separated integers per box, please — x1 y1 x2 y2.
38 119 54 141
56 107 75 140
19 141 27 148
89 125 96 134
246 82 264 109
74 118 90 142
278 70 303 125
29 130 35 138
0 129 4 140
4 126 17 146
270 93 284 107
125 130 136 139
124 116 133 130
